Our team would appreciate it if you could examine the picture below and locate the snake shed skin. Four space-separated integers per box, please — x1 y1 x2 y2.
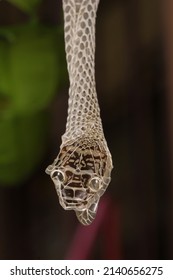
46 0 113 225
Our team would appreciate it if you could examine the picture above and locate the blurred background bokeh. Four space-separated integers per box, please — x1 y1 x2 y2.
0 0 172 260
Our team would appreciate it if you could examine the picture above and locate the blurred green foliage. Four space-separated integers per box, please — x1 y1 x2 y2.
6 0 41 14
0 21 67 185
0 24 65 113
0 111 48 185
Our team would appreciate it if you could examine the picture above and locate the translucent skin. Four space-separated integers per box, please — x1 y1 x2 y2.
46 0 113 225
46 136 112 225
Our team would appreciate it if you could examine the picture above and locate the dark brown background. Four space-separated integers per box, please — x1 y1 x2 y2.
0 0 172 259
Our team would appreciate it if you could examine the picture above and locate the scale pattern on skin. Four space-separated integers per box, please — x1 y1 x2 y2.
46 0 113 226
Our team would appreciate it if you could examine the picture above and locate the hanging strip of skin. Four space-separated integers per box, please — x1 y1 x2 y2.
46 0 113 226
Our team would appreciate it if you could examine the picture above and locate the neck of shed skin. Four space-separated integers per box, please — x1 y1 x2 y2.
62 0 103 141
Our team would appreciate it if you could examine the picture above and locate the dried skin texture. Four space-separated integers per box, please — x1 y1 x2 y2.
46 0 113 225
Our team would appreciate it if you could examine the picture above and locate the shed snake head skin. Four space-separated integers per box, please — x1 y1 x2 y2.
46 136 112 225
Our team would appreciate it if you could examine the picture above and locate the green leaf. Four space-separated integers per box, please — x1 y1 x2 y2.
0 110 48 186
0 24 66 113
10 26 60 112
0 39 10 100
7 0 41 14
